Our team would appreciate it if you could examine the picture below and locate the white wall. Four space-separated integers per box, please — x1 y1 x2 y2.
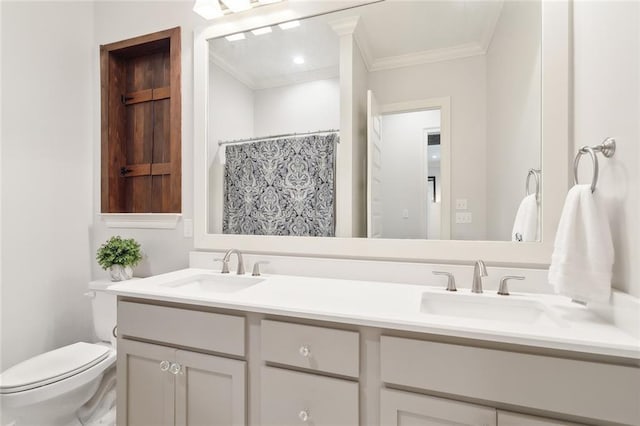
208 63 254 233
1 1 95 370
369 55 487 240
351 42 368 238
253 78 340 136
573 1 639 297
380 110 440 239
91 2 202 279
485 1 541 241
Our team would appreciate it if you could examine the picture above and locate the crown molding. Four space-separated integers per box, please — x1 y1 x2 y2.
480 1 504 53
328 15 361 36
369 42 486 72
209 51 257 89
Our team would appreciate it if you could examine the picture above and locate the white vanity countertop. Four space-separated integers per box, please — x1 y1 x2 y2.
107 268 640 360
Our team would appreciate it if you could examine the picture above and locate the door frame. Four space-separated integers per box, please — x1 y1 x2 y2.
379 97 451 240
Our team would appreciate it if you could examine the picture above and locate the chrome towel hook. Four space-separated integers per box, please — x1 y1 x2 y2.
573 137 616 193
526 168 541 203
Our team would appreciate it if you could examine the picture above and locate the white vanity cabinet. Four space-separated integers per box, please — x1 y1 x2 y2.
259 320 360 425
497 411 583 426
116 301 247 426
380 388 496 426
380 336 639 425
116 299 639 426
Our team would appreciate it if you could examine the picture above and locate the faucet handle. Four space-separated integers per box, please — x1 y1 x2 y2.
252 261 269 276
497 275 525 296
433 271 457 292
213 257 230 274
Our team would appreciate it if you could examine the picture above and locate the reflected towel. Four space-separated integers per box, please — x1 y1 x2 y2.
511 194 539 242
548 185 614 303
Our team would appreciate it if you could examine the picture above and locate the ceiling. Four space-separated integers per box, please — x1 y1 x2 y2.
209 0 505 89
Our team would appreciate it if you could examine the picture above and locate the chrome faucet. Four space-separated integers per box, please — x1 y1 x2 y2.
471 260 488 293
221 249 245 275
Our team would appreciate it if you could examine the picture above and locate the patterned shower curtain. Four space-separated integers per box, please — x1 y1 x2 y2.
223 134 337 237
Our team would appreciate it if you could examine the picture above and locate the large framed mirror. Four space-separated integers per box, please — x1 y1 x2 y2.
194 0 570 265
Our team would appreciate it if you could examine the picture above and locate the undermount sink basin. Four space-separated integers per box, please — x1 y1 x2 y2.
160 274 264 293
420 291 567 327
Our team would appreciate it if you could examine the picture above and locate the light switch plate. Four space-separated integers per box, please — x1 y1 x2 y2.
456 199 468 210
183 219 193 238
402 209 409 218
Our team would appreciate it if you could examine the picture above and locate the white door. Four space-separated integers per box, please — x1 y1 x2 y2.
367 90 383 238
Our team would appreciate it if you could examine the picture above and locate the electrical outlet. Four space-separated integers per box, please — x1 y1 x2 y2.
455 212 473 224
456 199 468 210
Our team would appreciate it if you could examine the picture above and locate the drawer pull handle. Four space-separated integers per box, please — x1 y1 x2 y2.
298 345 311 357
298 410 310 422
169 362 182 375
159 360 170 371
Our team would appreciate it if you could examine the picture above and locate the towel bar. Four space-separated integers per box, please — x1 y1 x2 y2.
573 137 616 193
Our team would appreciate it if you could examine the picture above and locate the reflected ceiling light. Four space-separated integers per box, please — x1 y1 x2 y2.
225 33 246 42
279 20 300 30
258 0 283 3
293 55 305 65
432 155 438 159
221 0 251 12
192 0 223 19
251 27 272 36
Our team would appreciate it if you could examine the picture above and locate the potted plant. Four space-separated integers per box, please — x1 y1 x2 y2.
96 236 142 281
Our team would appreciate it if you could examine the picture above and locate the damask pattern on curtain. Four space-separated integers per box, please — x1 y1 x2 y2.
223 134 337 237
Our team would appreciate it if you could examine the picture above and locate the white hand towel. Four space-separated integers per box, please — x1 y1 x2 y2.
511 194 539 242
548 185 614 303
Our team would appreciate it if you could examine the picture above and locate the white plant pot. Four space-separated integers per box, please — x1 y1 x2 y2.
109 264 133 282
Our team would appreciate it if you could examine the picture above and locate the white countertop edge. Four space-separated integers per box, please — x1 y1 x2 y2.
109 285 640 361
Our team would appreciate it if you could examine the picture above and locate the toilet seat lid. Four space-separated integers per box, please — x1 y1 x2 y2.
0 342 111 394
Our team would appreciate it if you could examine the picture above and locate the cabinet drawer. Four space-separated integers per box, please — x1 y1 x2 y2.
381 388 496 426
261 320 359 378
498 411 585 426
260 366 358 426
118 301 245 356
380 336 640 425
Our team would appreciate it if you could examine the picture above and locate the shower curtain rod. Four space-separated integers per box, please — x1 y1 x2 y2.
218 129 340 146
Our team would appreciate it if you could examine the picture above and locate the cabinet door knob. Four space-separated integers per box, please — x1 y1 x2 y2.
298 410 310 422
159 360 170 371
298 345 311 357
169 362 182 375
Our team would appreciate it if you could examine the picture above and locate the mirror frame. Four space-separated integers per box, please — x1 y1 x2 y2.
194 0 570 266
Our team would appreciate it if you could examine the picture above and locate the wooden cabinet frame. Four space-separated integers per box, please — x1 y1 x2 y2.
100 27 181 213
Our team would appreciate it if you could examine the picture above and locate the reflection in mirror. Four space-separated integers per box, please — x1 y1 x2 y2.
207 0 541 242
208 15 340 236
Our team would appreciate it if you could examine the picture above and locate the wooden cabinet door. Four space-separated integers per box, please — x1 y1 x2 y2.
498 411 584 426
117 339 176 426
175 349 246 426
380 389 496 426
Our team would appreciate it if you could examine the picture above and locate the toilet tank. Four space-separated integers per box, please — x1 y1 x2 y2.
88 280 117 346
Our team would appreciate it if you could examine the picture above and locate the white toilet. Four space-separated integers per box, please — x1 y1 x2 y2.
0 281 117 426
